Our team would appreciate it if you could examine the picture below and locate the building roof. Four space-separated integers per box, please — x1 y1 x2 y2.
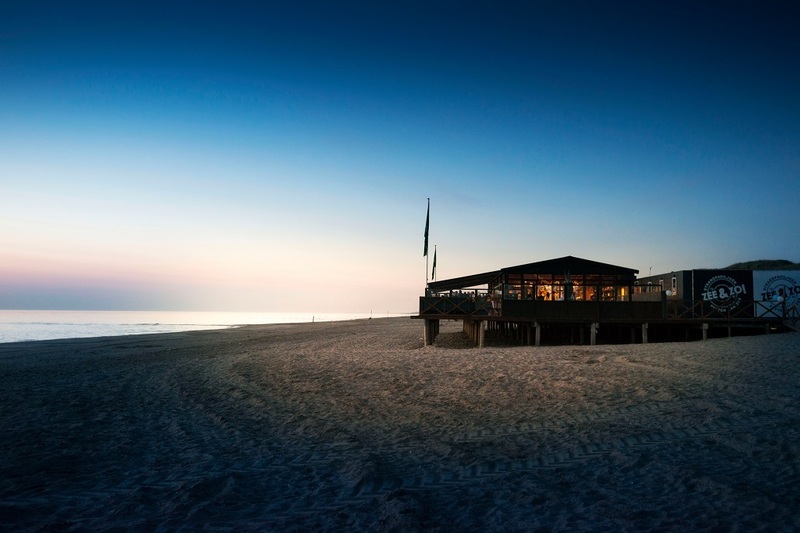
501 256 638 276
427 255 638 293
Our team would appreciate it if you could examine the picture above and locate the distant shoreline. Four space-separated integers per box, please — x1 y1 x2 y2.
0 310 410 344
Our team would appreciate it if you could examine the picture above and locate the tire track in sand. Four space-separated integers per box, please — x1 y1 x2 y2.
344 410 785 498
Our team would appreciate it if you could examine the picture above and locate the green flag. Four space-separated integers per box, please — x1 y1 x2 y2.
432 245 437 280
423 198 430 257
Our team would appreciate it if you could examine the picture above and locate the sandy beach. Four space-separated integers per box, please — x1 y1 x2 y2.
1 318 799 531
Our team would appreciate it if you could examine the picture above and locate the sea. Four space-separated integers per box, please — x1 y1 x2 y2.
0 310 407 344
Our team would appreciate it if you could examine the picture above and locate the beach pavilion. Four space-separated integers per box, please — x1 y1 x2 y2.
416 255 796 346
416 255 661 347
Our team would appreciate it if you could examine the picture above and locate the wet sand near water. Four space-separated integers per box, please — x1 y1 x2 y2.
1 318 799 531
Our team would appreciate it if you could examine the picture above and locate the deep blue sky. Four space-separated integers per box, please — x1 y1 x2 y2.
1 1 798 311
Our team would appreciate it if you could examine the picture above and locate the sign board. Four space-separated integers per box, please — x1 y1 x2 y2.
753 271 800 317
692 270 753 314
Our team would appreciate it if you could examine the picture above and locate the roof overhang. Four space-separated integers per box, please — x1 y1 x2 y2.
427 270 500 293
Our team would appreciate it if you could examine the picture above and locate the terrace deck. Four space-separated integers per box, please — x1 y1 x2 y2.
414 297 795 347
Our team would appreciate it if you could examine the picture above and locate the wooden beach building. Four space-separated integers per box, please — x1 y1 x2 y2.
415 256 795 347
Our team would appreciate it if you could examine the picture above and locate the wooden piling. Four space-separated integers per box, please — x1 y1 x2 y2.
423 319 440 346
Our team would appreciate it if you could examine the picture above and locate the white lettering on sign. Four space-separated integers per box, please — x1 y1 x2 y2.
760 274 800 306
702 275 746 312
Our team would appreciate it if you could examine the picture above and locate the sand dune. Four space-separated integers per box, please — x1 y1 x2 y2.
1 318 799 531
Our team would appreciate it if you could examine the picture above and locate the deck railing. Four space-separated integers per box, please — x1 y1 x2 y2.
665 299 790 321
420 295 795 324
419 296 661 321
782 304 799 330
419 293 495 316
501 300 663 321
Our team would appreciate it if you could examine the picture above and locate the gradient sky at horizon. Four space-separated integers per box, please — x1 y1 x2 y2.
2 1 798 312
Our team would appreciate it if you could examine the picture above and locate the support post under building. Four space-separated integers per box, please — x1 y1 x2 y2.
423 319 439 346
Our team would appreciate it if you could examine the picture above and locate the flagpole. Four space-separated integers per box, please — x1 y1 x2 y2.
424 198 430 288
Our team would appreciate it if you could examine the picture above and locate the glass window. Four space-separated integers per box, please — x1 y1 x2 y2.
585 285 597 301
552 282 564 301
571 281 584 300
505 284 522 300
537 284 553 300
601 286 616 301
523 280 535 299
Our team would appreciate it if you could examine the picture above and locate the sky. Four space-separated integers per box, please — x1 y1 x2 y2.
1 1 798 312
